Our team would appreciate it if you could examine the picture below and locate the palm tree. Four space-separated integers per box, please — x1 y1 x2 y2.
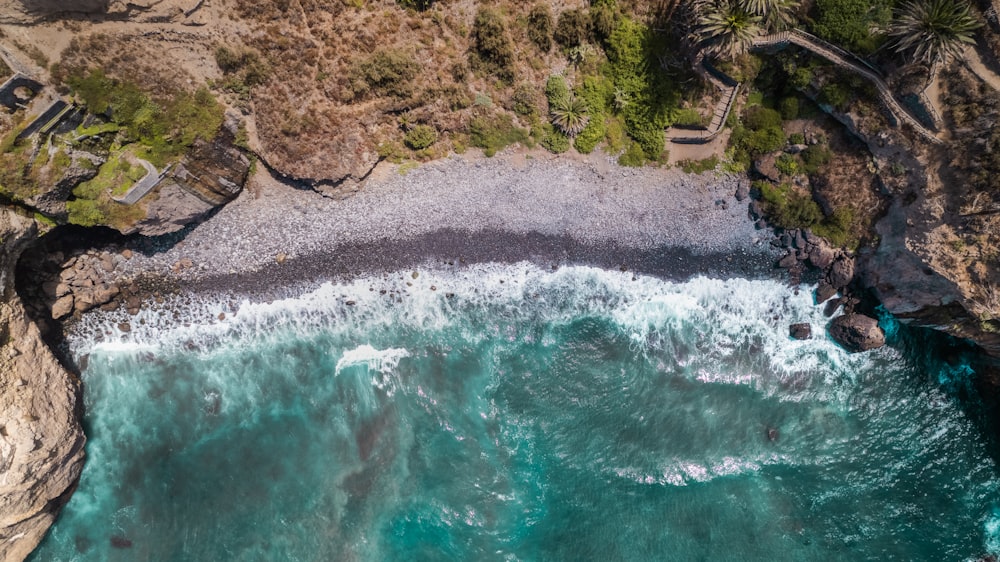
759 0 799 32
695 0 763 57
889 0 982 67
550 97 590 136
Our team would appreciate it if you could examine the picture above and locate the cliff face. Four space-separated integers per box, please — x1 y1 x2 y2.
0 208 85 562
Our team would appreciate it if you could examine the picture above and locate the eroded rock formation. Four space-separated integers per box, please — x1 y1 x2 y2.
0 208 85 562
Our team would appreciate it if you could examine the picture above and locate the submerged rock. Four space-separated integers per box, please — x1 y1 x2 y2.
829 314 885 352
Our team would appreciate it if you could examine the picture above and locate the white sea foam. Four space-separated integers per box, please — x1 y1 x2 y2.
71 262 874 411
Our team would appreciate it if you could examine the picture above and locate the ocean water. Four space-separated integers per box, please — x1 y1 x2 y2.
31 263 1000 561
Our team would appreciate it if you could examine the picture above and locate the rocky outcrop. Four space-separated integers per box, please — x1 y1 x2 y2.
829 313 886 352
20 248 125 320
127 112 251 236
0 208 85 562
26 150 103 220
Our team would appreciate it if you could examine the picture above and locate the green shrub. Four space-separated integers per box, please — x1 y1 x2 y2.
469 112 528 156
789 132 806 145
812 206 854 247
604 116 626 153
573 117 606 153
775 153 799 176
779 97 799 120
743 106 782 131
818 82 850 110
545 75 571 108
349 49 420 99
757 181 823 229
404 125 438 150
527 4 553 52
679 156 719 174
554 9 591 49
469 8 516 84
800 144 832 174
730 125 785 162
540 124 571 153
618 141 646 166
790 67 813 89
66 198 106 227
811 0 892 54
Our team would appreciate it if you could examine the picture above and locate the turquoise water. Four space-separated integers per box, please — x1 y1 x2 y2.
32 263 1000 560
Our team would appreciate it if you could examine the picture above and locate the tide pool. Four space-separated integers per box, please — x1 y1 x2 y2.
32 263 1000 560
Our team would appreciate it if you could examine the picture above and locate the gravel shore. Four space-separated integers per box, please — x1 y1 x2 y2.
114 150 777 293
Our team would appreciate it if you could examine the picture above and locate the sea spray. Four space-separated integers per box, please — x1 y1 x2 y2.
33 263 1000 561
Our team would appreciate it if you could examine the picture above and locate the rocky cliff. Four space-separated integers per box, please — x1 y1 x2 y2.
0 208 85 562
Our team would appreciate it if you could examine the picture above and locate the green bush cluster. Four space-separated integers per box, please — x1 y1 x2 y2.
68 70 224 166
618 141 647 167
728 102 787 168
573 118 605 153
215 45 269 101
811 0 893 54
404 125 438 150
545 75 571 108
605 18 676 161
679 156 719 174
527 4 553 52
539 124 570 153
743 106 782 130
756 180 854 246
469 8 516 85
757 181 823 229
779 97 799 120
469 112 528 156
818 82 850 110
775 153 799 176
349 49 420 100
800 144 832 174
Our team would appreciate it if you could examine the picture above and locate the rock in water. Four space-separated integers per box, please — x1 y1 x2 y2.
829 314 886 352
789 323 811 340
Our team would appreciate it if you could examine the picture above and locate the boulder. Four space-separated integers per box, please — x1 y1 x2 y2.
777 252 798 269
753 153 781 182
51 294 74 319
828 256 855 289
815 280 837 305
829 314 885 352
734 181 750 201
808 242 837 270
789 323 811 340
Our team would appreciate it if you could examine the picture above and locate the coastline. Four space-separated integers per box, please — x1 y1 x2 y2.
108 149 781 303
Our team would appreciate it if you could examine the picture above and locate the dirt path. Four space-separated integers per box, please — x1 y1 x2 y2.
965 46 1000 93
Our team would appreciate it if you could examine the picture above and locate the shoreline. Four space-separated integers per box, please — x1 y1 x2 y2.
106 150 781 303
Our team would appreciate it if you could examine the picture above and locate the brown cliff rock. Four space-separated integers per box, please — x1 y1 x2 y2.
0 209 85 562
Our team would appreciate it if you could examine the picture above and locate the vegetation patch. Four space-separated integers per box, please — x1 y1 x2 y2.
469 8 516 85
679 156 719 175
348 49 420 100
404 125 438 150
756 180 854 247
68 70 224 167
469 112 528 156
